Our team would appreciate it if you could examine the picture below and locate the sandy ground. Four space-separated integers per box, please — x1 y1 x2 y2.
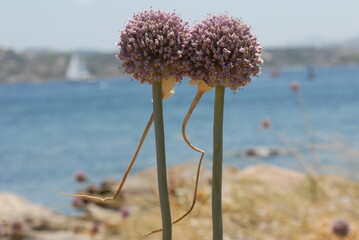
1 164 358 240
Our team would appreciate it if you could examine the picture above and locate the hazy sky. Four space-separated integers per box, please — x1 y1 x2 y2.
1 0 358 51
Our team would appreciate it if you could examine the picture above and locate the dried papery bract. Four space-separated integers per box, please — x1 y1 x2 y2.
187 14 263 240
178 80 212 218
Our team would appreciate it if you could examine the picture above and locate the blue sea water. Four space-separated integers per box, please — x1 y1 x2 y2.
0 65 358 214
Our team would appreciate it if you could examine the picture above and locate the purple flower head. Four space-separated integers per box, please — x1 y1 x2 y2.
117 10 190 86
120 207 131 219
261 119 271 129
291 81 300 92
186 15 263 91
331 218 351 238
72 197 85 208
91 222 101 235
11 221 23 233
75 171 87 183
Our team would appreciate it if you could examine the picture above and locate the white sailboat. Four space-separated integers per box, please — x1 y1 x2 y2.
65 53 92 81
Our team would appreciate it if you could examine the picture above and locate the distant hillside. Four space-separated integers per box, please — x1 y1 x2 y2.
0 49 124 83
1 46 359 83
262 46 359 67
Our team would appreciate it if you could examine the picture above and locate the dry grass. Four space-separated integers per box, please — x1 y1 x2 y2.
77 164 359 240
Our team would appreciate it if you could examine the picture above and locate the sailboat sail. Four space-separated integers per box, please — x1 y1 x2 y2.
65 53 92 81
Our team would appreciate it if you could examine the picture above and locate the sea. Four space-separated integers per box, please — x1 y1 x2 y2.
0 65 359 214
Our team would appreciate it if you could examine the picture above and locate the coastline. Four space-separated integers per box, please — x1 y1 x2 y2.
1 164 358 240
2 46 359 84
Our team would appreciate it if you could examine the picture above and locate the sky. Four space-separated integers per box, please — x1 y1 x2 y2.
1 0 359 52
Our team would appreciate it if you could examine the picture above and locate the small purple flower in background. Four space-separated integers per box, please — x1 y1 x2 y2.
261 119 271 129
11 221 23 233
291 81 300 92
207 177 213 185
75 171 87 183
72 197 85 208
120 207 131 219
186 14 263 91
11 220 25 238
91 222 100 235
117 9 190 98
331 218 351 238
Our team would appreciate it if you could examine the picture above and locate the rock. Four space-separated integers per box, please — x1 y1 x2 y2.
236 164 304 188
243 146 284 158
0 192 65 228
0 192 92 239
2 164 358 240
34 231 92 240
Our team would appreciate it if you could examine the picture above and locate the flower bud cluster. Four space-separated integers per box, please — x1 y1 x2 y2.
117 10 190 84
331 218 351 237
118 11 263 91
186 15 263 91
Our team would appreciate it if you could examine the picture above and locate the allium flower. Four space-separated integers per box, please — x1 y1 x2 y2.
11 221 25 239
91 222 100 235
120 207 131 218
11 221 23 233
117 10 190 96
72 197 85 208
261 119 271 129
186 15 263 91
291 81 300 92
331 218 351 237
75 171 87 183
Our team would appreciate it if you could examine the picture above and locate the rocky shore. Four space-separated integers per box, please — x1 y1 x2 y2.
1 164 358 240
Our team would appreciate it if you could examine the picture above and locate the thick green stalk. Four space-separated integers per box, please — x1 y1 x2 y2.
152 81 172 240
212 86 225 240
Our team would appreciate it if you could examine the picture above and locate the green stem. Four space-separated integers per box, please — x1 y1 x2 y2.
152 81 172 240
212 86 225 240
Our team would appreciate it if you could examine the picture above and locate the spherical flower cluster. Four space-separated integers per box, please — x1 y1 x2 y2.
75 171 87 183
117 10 190 84
291 81 300 92
91 222 101 235
186 15 263 91
11 221 23 233
331 218 351 237
72 197 85 208
120 207 131 218
261 119 271 129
